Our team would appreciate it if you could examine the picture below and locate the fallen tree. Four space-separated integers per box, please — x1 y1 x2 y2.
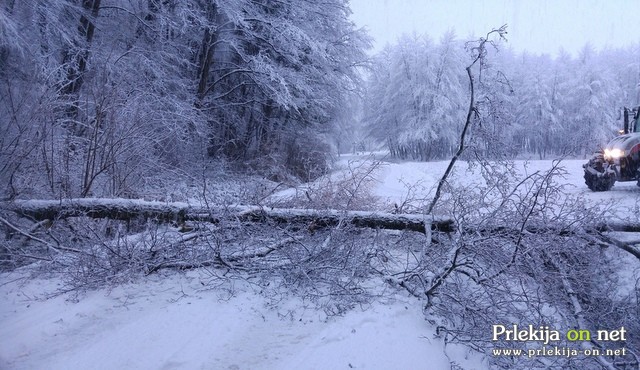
3 198 640 235
0 198 456 233
596 221 640 233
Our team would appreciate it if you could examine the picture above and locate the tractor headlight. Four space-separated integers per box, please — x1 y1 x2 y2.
604 148 625 159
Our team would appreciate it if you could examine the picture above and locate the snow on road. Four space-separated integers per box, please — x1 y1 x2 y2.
1 155 637 370
333 154 639 221
0 271 483 370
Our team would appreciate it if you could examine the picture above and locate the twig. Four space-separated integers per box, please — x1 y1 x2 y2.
0 215 82 254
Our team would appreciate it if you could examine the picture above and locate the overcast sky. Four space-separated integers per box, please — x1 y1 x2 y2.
349 0 640 56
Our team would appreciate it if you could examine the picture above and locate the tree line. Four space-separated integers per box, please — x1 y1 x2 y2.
0 0 370 200
363 32 640 161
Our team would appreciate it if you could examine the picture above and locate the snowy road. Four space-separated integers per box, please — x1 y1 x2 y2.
0 271 483 370
332 155 639 221
1 157 637 370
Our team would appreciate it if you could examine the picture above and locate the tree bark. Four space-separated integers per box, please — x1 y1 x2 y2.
0 198 456 233
61 0 102 135
4 198 640 236
62 0 102 97
196 3 218 102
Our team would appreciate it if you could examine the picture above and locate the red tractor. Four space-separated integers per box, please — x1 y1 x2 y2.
583 106 640 191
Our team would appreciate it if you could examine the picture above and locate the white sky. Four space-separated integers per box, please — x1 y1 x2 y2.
349 0 640 56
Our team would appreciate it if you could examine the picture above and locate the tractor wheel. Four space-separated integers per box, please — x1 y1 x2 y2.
584 170 615 192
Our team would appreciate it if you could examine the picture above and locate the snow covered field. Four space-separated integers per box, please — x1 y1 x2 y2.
369 157 639 219
1 156 638 370
280 153 639 221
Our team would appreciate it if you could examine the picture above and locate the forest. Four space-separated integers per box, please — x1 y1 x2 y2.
1 0 370 200
364 33 640 161
2 2 640 198
1 1 640 370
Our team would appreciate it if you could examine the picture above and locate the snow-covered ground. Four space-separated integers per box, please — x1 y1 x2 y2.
373 158 639 218
1 154 637 370
0 271 484 370
283 153 639 221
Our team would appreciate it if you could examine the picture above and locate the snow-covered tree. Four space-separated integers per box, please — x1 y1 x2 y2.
365 34 640 160
364 33 466 160
0 0 371 199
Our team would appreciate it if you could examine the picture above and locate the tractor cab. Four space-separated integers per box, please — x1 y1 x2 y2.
622 106 640 134
583 106 640 191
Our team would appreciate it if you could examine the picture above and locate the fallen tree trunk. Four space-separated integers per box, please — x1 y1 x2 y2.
1 198 190 223
0 198 456 233
472 222 640 235
595 221 640 233
3 199 638 235
238 207 455 233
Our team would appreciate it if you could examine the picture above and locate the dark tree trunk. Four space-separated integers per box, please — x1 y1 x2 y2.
61 0 101 135
196 3 218 102
62 0 101 97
